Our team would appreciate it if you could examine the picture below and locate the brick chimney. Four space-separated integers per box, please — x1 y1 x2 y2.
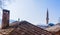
2 9 10 29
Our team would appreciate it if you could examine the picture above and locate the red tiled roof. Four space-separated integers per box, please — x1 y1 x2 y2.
9 21 54 35
0 21 54 35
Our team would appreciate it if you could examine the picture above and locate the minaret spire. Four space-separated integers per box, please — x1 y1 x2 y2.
46 9 49 24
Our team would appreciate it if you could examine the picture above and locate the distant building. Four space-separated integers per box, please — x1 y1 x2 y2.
45 25 60 35
56 17 60 25
58 17 60 23
48 23 55 26
56 23 60 25
37 24 49 29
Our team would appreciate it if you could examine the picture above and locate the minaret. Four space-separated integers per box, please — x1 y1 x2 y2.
46 9 49 24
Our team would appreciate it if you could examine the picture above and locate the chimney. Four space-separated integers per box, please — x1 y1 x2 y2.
2 9 10 29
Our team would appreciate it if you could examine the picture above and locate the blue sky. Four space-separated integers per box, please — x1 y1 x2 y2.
0 0 60 25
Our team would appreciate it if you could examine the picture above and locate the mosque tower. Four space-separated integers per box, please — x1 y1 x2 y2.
46 9 49 24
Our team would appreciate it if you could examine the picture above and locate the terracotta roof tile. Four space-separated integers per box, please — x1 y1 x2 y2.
0 21 54 35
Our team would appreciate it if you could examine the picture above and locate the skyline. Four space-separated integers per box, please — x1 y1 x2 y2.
0 0 60 25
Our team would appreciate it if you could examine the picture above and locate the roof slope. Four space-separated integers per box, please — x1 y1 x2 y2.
9 21 54 35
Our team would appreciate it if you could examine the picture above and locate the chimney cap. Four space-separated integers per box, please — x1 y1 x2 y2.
3 9 10 12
